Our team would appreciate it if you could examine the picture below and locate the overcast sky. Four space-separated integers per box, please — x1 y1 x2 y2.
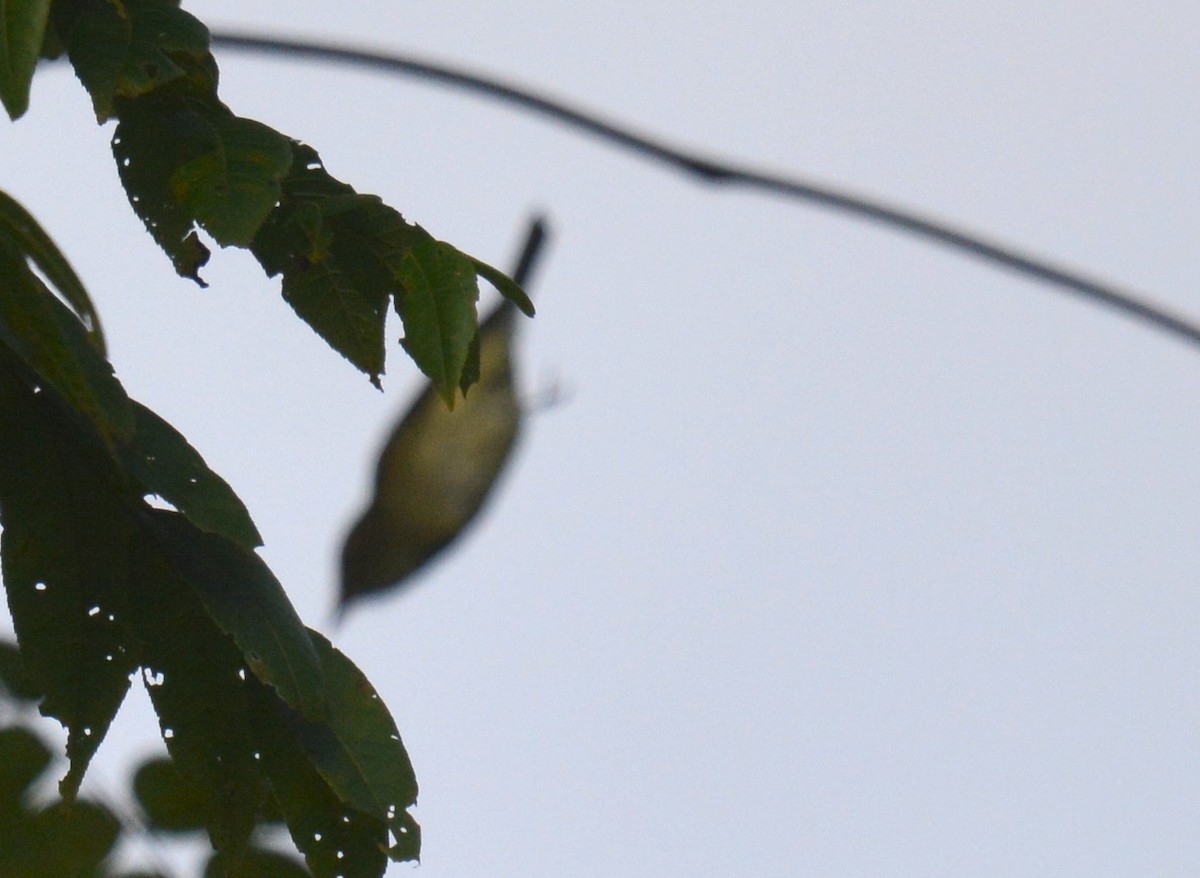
4 2 1200 876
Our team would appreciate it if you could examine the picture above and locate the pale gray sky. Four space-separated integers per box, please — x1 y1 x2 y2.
4 2 1200 875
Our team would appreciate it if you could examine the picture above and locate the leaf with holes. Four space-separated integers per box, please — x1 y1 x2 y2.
112 99 220 284
138 510 323 718
289 631 420 862
0 0 51 119
0 358 138 800
249 679 391 878
0 239 133 444
60 0 213 121
169 113 292 247
118 402 262 550
126 540 271 853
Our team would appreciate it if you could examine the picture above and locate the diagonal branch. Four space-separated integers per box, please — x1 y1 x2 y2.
209 32 1200 352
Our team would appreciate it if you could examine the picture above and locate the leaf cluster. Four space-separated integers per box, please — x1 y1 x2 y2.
6 0 532 399
0 210 419 873
0 1 555 875
0 650 314 877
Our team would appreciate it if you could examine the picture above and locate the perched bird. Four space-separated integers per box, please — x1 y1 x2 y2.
338 218 548 613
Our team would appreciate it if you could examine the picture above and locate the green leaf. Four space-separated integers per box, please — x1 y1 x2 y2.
112 99 218 285
133 756 212 833
126 541 271 853
397 236 481 406
0 238 134 444
113 95 293 280
0 189 106 355
0 0 51 119
0 357 138 800
169 113 293 247
138 510 323 718
30 799 122 872
61 0 212 121
0 726 51 804
119 402 263 549
252 148 406 385
126 545 413 876
470 255 536 318
291 632 420 862
250 684 391 878
204 847 312 878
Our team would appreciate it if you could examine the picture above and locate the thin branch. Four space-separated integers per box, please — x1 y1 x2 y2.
210 31 1200 352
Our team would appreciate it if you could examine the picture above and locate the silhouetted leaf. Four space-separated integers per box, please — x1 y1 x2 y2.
28 799 121 874
132 755 210 833
61 0 212 121
205 846 311 878
0 240 133 444
288 632 419 860
0 356 137 800
251 147 400 385
0 726 51 803
250 685 390 878
119 402 263 549
0 189 106 355
111 99 219 284
126 540 271 854
0 0 51 119
138 510 323 718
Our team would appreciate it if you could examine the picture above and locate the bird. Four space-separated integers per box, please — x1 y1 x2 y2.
337 217 549 614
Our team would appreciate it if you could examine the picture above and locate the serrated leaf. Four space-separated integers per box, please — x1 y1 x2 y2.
272 252 388 385
291 632 420 862
249 682 391 878
0 358 137 800
119 402 262 549
397 236 481 406
62 0 211 121
138 510 323 718
112 100 223 284
0 189 106 355
0 0 51 119
251 146 429 385
0 240 134 444
170 113 292 246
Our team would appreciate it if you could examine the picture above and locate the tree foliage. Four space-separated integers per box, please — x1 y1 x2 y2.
0 1 534 875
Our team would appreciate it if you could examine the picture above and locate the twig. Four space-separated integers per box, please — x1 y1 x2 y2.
210 31 1200 352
